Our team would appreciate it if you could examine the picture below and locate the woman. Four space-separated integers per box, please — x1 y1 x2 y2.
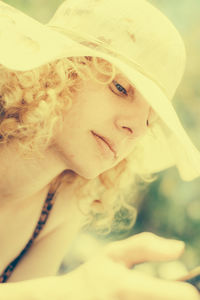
0 0 199 299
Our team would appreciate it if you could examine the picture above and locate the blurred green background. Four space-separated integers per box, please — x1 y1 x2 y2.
3 0 200 278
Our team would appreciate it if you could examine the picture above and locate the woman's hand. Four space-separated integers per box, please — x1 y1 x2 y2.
61 232 199 300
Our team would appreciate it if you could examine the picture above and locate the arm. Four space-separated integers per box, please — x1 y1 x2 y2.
7 218 84 282
1 275 70 300
1 232 199 300
8 183 86 282
1 267 89 300
0 218 87 300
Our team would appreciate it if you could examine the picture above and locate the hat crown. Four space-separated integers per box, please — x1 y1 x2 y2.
48 0 186 100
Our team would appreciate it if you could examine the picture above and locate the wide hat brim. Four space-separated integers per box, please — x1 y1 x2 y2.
0 0 200 181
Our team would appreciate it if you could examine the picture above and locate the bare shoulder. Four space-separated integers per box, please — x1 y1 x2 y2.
35 182 88 243
8 183 89 282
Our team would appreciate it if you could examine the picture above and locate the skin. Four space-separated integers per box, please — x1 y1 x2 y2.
0 71 152 202
52 71 151 179
0 72 199 300
0 70 151 280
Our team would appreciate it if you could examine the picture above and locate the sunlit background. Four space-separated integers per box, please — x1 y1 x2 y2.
3 0 200 280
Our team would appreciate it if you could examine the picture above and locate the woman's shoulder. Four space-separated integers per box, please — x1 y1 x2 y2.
34 182 87 243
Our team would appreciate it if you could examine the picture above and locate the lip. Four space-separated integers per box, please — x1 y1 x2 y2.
91 131 117 159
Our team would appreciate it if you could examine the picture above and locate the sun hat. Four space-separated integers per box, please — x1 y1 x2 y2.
0 0 200 181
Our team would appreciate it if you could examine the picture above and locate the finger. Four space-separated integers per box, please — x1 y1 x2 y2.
119 270 200 300
105 232 185 268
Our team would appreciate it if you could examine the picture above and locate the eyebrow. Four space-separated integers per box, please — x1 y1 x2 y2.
116 72 134 87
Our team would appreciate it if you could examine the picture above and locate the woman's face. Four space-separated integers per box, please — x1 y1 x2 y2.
53 71 152 179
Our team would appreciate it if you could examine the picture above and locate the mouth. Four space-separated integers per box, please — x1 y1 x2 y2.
91 131 117 159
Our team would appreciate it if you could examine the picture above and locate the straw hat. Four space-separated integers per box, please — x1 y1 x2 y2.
0 0 200 181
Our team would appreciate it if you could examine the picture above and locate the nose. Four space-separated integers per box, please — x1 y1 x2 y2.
115 114 149 138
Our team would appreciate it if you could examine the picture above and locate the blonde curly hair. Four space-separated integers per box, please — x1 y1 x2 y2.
0 56 157 235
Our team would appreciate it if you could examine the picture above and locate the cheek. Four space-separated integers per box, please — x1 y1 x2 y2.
55 87 118 151
148 108 158 126
134 102 151 129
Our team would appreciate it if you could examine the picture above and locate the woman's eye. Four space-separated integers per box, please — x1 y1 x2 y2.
111 80 128 96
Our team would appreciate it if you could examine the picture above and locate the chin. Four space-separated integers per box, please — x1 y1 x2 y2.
73 164 108 180
75 168 101 180
80 173 99 180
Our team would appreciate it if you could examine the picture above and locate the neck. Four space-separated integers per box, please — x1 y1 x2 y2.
0 142 68 203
